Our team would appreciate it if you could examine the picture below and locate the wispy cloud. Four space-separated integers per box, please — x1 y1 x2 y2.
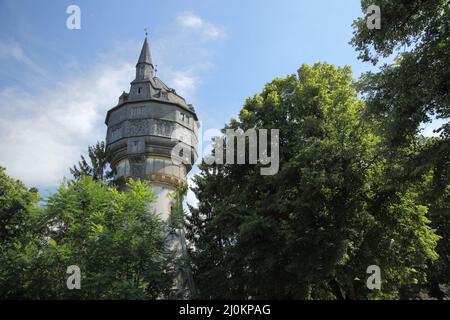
177 11 226 40
0 56 133 187
170 71 200 98
152 12 222 99
0 40 47 78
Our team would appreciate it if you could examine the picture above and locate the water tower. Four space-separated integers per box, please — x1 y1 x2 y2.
104 35 199 296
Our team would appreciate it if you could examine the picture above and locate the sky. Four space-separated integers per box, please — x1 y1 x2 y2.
0 0 442 205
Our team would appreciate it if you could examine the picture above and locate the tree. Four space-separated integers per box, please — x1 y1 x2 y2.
0 167 42 298
70 141 112 182
351 0 449 143
186 63 440 299
351 0 450 298
0 172 174 299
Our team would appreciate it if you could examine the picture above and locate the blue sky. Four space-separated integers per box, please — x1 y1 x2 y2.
0 0 442 201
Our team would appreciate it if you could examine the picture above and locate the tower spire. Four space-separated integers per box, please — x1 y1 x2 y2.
135 33 154 79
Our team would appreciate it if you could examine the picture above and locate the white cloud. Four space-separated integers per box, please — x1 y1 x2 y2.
0 40 47 78
0 55 133 187
178 12 203 29
167 70 201 99
177 11 226 40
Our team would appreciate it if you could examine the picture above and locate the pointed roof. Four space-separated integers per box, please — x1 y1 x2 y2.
137 36 152 66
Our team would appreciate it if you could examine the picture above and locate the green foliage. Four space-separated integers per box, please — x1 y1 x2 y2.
352 0 450 139
351 0 449 142
70 141 113 182
186 63 440 299
169 185 188 229
0 167 42 298
0 173 174 299
351 0 450 298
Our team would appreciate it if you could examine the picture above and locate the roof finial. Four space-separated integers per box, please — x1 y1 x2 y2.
154 64 158 77
144 27 148 38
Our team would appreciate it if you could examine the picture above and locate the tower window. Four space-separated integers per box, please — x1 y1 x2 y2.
138 87 142 94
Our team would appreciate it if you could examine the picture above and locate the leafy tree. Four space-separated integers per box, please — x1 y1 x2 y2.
0 167 42 298
351 0 450 298
186 63 440 299
70 141 112 182
351 0 449 143
0 172 174 299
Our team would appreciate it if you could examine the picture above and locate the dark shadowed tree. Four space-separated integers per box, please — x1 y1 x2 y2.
351 0 450 299
351 0 449 143
186 63 440 299
70 141 113 182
